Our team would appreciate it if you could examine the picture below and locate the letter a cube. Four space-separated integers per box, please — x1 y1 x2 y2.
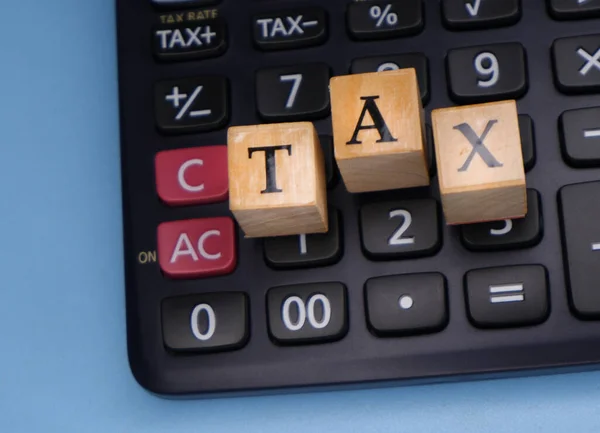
227 122 328 238
329 69 430 193
431 100 527 225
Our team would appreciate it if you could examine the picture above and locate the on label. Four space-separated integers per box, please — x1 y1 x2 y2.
138 250 157 264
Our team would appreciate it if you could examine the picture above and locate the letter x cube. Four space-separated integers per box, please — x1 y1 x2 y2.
329 69 430 193
431 100 527 225
227 122 328 238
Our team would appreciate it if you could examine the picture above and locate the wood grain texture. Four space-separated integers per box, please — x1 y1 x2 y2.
431 100 527 225
329 69 430 193
227 122 327 238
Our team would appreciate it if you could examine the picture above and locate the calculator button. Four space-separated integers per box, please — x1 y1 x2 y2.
267 282 348 345
161 292 248 352
157 217 236 279
350 53 430 104
446 43 528 103
255 63 330 122
154 145 228 206
441 0 521 30
519 114 536 172
548 0 600 19
365 273 448 336
263 209 341 269
346 0 423 41
560 107 600 167
359 199 441 260
465 265 549 329
552 35 600 94
153 18 226 62
155 76 228 134
320 135 338 189
559 181 600 318
252 8 327 51
460 189 542 252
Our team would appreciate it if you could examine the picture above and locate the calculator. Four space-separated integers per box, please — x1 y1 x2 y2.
115 0 600 398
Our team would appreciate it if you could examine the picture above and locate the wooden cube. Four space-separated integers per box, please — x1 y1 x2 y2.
329 69 430 193
431 100 527 225
227 122 328 238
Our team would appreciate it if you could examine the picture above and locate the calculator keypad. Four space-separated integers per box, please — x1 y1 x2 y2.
117 0 600 396
446 42 528 103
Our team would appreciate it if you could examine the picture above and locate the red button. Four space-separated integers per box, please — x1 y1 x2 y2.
157 217 236 279
155 145 228 206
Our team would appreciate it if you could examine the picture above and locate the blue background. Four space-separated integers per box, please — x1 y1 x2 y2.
2 1 600 431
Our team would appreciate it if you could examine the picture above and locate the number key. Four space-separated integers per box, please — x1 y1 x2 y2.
263 209 342 269
460 189 543 252
359 199 441 260
267 282 348 345
255 63 330 122
161 292 249 352
446 42 528 103
350 53 430 104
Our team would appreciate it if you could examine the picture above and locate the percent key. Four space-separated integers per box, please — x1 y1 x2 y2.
347 0 423 41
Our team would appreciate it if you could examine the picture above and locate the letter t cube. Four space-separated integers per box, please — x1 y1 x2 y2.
227 122 328 238
329 69 430 193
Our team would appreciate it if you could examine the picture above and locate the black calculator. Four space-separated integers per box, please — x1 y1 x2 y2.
115 0 600 398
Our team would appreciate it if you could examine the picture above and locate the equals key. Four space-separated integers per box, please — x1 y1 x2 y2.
253 7 327 51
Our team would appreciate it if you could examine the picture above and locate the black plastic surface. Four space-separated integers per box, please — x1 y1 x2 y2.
116 0 600 397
